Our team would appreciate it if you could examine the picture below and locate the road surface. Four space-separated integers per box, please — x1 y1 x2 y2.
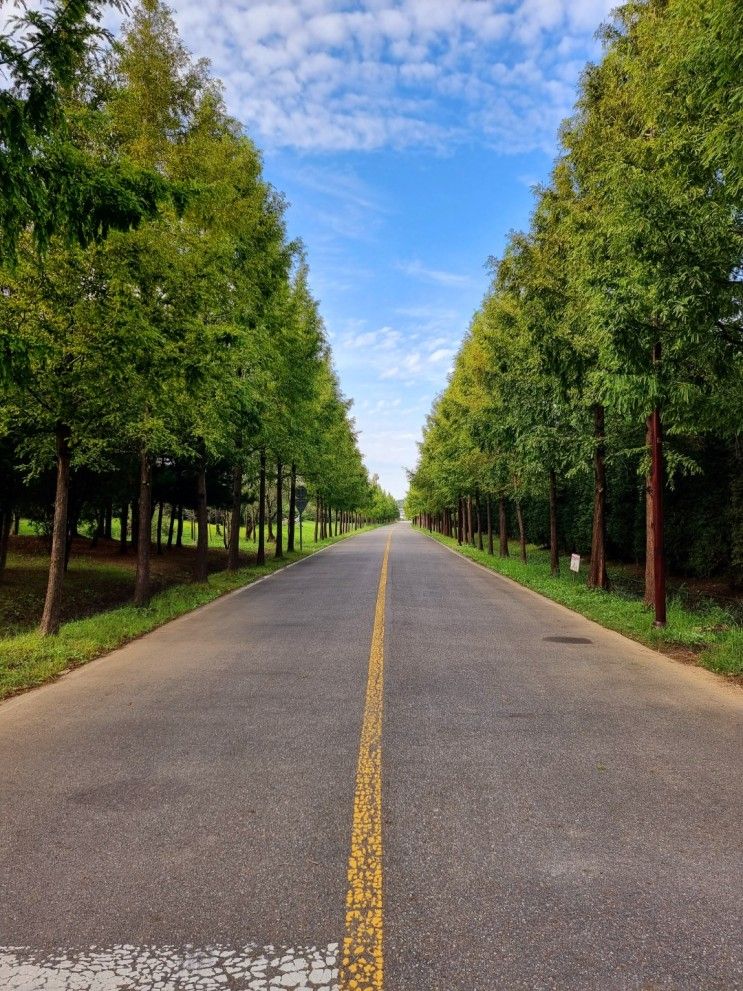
1 522 741 990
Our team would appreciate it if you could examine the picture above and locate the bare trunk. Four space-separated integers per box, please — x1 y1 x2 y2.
0 508 12 579
257 449 266 565
167 504 176 549
588 403 610 590
467 496 474 546
195 457 209 582
119 502 128 555
549 469 559 576
476 500 484 551
486 498 494 555
644 418 655 606
134 449 152 606
314 496 320 543
228 463 242 571
39 424 72 635
275 459 284 559
176 506 184 548
650 390 666 626
499 497 509 558
516 500 527 563
155 500 164 556
287 464 296 552
457 497 464 545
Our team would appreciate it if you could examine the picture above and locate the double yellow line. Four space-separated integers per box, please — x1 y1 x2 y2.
339 533 391 991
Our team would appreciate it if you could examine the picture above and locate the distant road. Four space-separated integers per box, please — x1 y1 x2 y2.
1 523 741 990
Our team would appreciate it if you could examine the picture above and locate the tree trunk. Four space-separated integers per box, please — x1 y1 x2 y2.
176 506 184 548
499 497 509 557
195 457 209 582
458 497 464 545
275 459 284 559
104 501 113 539
167 504 176 549
644 418 655 606
287 464 296 552
731 438 743 590
486 498 494 555
476 500 484 550
649 396 666 626
155 500 164 556
467 496 474 545
257 449 266 565
130 498 139 551
119 502 128 555
228 463 242 571
314 496 320 543
0 508 12 579
588 403 610 590
548 469 559 575
516 500 527 563
39 423 72 635
134 449 152 606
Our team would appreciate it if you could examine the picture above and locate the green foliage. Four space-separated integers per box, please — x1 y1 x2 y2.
408 0 742 612
0 0 397 636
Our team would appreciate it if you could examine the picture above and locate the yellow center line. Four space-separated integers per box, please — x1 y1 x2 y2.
339 532 392 991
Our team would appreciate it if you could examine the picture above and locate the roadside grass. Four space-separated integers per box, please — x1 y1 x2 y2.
415 527 742 681
0 520 323 639
0 524 377 702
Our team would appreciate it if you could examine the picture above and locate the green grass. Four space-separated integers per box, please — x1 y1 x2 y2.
0 524 377 702
415 526 742 681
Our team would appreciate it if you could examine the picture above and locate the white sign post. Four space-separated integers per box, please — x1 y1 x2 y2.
570 553 581 574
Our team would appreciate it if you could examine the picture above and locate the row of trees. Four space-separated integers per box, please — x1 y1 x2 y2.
407 0 742 622
0 1 397 634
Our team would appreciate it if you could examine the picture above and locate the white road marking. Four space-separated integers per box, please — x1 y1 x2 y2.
0 942 339 991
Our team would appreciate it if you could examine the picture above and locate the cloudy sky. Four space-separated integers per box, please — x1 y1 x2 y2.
129 0 615 497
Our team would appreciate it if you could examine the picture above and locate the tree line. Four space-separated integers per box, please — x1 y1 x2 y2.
406 0 742 623
0 0 398 634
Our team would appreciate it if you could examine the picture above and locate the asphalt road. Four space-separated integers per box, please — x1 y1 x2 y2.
1 522 741 990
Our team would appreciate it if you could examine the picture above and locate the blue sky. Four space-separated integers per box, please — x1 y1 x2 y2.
127 0 615 497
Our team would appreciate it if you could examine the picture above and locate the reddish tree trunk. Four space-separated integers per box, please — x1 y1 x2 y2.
275 459 284 559
39 423 72 635
650 397 666 626
195 457 209 582
287 464 296 552
0 508 12 579
119 502 128 555
498 497 509 557
228 463 242 571
134 449 152 606
257 449 266 565
516 501 527 563
155 500 164 556
588 403 610 590
549 469 559 576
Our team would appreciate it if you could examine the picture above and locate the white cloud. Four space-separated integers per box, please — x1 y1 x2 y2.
127 0 616 154
397 259 474 288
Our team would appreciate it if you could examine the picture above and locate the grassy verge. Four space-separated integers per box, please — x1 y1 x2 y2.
0 525 378 702
415 526 742 682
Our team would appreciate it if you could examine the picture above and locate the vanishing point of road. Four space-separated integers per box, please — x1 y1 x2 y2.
1 522 741 990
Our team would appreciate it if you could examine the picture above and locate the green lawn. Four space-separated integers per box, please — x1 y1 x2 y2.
0 523 376 701
415 526 742 680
